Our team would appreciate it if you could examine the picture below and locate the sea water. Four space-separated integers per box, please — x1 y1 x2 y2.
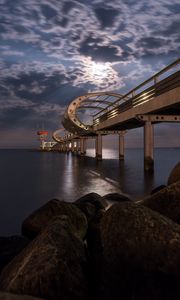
0 148 179 235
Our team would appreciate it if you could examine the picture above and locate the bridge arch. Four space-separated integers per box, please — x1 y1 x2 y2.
62 92 124 135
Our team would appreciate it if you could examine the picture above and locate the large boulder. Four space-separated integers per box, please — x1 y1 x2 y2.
150 185 166 195
103 192 131 203
100 202 180 274
74 193 108 221
87 209 105 261
75 193 108 210
138 180 180 224
22 199 87 239
92 202 180 299
168 162 180 185
0 292 44 300
0 217 89 300
86 210 105 298
75 201 97 222
0 236 29 274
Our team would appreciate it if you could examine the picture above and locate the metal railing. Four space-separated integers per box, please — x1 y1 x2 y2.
93 59 180 126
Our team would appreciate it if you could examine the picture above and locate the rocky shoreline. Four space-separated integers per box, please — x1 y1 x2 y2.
0 162 180 300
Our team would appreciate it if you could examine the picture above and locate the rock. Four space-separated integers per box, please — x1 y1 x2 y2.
75 201 97 222
75 193 108 210
92 202 180 299
74 193 108 222
0 236 29 274
86 210 105 299
100 202 180 274
168 162 180 185
0 217 89 300
150 185 166 195
103 192 131 203
87 209 105 260
0 292 44 300
22 199 87 240
138 180 180 224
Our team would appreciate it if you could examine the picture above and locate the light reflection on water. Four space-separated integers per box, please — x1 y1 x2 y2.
0 148 179 235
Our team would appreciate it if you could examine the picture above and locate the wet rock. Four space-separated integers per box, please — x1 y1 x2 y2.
0 236 29 274
103 192 131 203
0 292 44 300
138 180 180 224
93 202 180 299
0 217 89 300
86 210 105 299
87 209 105 260
151 185 166 195
75 193 108 210
75 193 108 222
22 199 87 240
168 162 180 185
75 201 97 222
100 201 180 274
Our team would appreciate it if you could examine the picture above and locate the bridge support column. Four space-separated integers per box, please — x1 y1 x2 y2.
119 131 126 160
80 138 86 156
77 139 81 152
71 140 75 152
68 142 71 152
63 143 66 152
75 140 78 152
96 134 102 160
144 121 154 172
66 142 70 152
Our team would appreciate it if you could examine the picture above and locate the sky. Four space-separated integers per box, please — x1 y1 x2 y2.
0 0 179 148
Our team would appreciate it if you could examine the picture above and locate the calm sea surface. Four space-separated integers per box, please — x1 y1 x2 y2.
0 148 179 235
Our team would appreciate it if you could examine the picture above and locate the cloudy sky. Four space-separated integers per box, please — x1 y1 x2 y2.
0 0 179 148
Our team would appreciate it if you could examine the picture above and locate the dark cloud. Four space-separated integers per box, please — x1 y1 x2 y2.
137 37 169 49
122 0 136 6
166 3 180 13
3 71 68 102
157 20 180 35
41 4 57 19
54 17 69 28
62 1 77 14
94 7 119 28
0 24 7 33
13 25 30 34
0 107 33 128
79 36 120 62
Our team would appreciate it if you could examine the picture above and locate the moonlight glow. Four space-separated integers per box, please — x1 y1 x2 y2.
91 62 109 78
78 59 120 89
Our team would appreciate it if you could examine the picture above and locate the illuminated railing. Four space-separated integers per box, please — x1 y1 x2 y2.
93 59 180 126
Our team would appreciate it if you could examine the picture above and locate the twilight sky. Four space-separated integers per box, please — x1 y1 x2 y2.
0 0 179 148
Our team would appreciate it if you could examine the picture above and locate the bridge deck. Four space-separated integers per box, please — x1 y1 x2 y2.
93 71 180 131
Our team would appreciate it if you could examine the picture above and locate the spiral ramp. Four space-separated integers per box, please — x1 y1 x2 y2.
60 92 124 138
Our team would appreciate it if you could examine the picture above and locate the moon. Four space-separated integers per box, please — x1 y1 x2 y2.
91 62 108 78
81 58 119 89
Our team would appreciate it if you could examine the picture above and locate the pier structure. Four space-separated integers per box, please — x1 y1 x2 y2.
37 130 56 151
46 59 179 171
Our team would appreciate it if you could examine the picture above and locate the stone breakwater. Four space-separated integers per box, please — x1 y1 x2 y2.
0 163 179 300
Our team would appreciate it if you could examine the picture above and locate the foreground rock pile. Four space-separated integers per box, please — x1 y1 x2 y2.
0 162 180 300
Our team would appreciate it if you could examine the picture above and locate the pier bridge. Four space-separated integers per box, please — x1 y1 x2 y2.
46 59 179 171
